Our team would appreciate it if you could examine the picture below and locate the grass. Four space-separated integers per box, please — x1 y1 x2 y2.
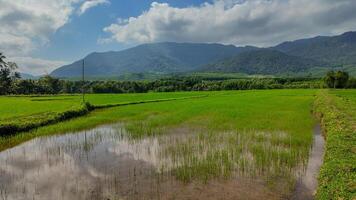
0 92 208 135
0 89 317 197
314 89 356 200
0 92 205 119
1 89 317 151
0 95 82 120
0 102 93 135
1 89 355 198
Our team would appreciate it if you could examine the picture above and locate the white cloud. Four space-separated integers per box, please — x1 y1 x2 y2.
0 0 82 57
0 34 34 56
103 0 356 47
9 57 68 76
78 0 110 15
0 0 83 74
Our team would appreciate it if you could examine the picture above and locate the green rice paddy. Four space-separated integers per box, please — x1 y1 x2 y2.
0 89 354 199
0 92 204 120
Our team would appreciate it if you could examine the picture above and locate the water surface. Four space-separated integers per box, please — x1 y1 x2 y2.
293 125 325 200
0 124 323 200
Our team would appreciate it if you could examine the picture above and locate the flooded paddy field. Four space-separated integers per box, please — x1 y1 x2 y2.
0 90 324 199
0 123 323 200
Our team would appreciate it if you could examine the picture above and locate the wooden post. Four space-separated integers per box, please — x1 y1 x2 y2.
82 59 85 103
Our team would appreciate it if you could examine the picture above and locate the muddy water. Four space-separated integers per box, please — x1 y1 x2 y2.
293 124 325 200
0 124 324 200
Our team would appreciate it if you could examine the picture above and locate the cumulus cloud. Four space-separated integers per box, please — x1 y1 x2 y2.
0 0 82 56
103 0 356 47
78 0 110 15
9 57 68 76
0 0 83 74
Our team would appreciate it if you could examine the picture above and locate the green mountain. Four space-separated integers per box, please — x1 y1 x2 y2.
51 31 356 78
273 31 356 66
51 42 257 77
201 49 324 75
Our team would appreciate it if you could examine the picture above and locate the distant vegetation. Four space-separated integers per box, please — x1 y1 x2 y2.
4 74 356 95
0 75 326 95
0 60 355 95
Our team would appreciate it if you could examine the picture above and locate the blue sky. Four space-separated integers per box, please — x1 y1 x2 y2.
34 0 212 62
1 0 356 75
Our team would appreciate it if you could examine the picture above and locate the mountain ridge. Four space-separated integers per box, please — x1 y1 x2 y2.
51 42 258 77
51 31 356 77
201 49 325 75
272 31 356 65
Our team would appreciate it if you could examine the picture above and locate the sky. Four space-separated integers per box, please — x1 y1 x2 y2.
1 0 356 75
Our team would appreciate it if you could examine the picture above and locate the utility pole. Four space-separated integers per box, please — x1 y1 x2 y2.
82 59 85 103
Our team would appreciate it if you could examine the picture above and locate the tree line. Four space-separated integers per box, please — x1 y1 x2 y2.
3 75 355 95
1 53 355 95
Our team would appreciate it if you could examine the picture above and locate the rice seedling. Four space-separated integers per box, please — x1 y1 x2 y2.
0 89 322 199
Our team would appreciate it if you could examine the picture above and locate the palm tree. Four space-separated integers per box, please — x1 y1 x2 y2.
0 52 7 68
0 53 20 94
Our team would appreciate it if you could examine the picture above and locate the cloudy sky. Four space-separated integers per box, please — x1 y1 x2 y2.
1 0 356 75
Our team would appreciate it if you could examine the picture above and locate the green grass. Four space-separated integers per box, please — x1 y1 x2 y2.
1 89 354 198
85 91 207 106
314 89 356 200
0 92 205 119
0 92 208 135
0 89 317 196
1 89 317 152
0 95 82 120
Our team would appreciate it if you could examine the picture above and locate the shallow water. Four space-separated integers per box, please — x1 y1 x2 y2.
293 124 325 200
0 124 323 200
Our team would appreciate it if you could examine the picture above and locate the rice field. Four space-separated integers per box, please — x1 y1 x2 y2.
0 92 205 120
0 89 323 199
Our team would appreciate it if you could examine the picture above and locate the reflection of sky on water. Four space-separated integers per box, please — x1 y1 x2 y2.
0 124 170 200
0 123 323 200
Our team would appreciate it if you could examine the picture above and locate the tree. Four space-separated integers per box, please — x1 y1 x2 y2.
334 71 349 88
13 79 36 94
324 71 336 88
324 70 349 88
38 75 62 94
346 78 356 88
0 53 21 95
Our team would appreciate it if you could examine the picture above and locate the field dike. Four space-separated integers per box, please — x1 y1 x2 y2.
0 95 207 137
313 90 356 200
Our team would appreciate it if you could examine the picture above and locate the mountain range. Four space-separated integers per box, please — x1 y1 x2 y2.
51 31 356 78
